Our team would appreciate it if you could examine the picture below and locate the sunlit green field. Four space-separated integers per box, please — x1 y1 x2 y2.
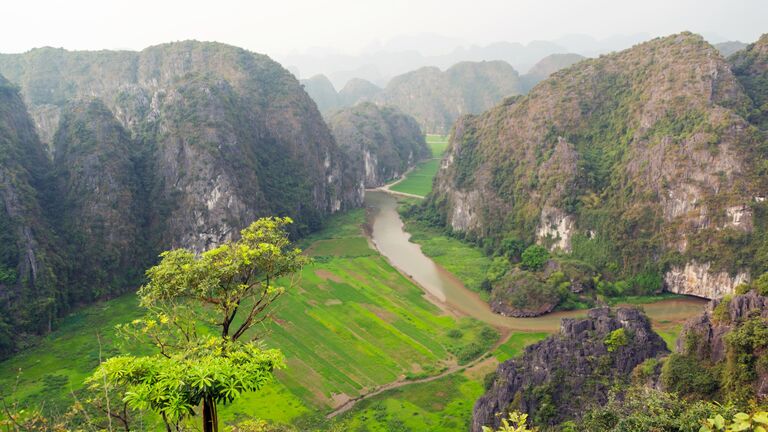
390 135 449 197
333 331 550 432
1 207 526 430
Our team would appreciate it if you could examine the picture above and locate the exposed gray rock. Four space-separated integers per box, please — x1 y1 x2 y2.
472 307 668 431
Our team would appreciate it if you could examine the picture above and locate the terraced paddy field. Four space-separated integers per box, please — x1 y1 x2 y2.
0 198 705 431
389 135 449 197
0 208 504 429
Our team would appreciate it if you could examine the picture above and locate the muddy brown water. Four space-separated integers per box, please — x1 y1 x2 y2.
365 190 707 333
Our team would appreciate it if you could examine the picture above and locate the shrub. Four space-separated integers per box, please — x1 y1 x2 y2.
604 328 629 352
660 354 718 399
753 272 768 296
712 295 733 324
447 329 463 339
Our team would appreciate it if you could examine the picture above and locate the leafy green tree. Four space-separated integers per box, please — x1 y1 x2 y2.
701 411 768 432
482 412 537 432
90 217 308 432
521 245 549 271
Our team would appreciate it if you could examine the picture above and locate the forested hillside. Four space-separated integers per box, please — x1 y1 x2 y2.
420 32 768 316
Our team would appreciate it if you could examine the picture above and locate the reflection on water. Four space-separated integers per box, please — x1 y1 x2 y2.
365 190 707 332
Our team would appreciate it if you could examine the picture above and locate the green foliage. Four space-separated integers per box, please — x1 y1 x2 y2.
713 295 733 324
700 411 768 432
0 265 17 284
722 317 768 405
578 386 734 432
93 217 308 431
604 328 629 352
486 256 511 284
482 412 537 432
661 354 719 400
753 273 768 296
89 342 284 425
521 245 549 271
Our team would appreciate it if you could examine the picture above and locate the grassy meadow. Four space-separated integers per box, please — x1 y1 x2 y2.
390 135 449 197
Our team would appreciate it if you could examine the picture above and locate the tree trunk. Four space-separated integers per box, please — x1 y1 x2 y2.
202 395 218 432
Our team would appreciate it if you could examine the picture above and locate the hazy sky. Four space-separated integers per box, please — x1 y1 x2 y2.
1 0 765 56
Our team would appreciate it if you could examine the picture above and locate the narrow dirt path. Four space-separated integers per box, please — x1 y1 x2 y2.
326 328 511 418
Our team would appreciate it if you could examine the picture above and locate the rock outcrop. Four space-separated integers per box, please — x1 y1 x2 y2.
472 308 669 430
427 32 768 301
730 34 768 130
0 74 67 354
664 262 749 299
51 100 145 299
674 290 768 400
0 42 363 248
329 103 429 188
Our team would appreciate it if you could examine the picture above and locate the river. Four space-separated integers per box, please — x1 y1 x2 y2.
364 190 707 333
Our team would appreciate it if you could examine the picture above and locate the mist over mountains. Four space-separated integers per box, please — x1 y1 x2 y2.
279 32 654 88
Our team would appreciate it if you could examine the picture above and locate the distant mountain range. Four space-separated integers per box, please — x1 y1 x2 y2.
302 54 585 134
280 33 654 88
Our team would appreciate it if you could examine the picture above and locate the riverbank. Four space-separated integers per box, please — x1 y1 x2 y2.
365 190 707 334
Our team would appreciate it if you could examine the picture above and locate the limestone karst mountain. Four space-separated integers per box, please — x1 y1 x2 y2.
329 102 429 188
0 42 364 356
423 33 768 310
378 60 524 134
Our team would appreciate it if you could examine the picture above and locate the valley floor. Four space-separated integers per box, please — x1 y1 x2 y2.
0 187 704 431
387 134 449 197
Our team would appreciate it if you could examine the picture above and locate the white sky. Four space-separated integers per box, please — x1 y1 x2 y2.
1 0 765 56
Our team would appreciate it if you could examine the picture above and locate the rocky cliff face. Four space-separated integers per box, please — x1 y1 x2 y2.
378 60 523 134
51 100 145 299
472 308 668 430
674 290 768 401
664 262 749 298
0 74 67 353
428 32 768 300
0 42 362 248
0 42 364 356
329 103 429 187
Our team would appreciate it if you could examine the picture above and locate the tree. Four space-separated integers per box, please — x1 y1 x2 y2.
89 217 309 432
521 245 549 271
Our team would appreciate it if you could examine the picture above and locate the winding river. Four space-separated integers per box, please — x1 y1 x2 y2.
365 190 707 333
